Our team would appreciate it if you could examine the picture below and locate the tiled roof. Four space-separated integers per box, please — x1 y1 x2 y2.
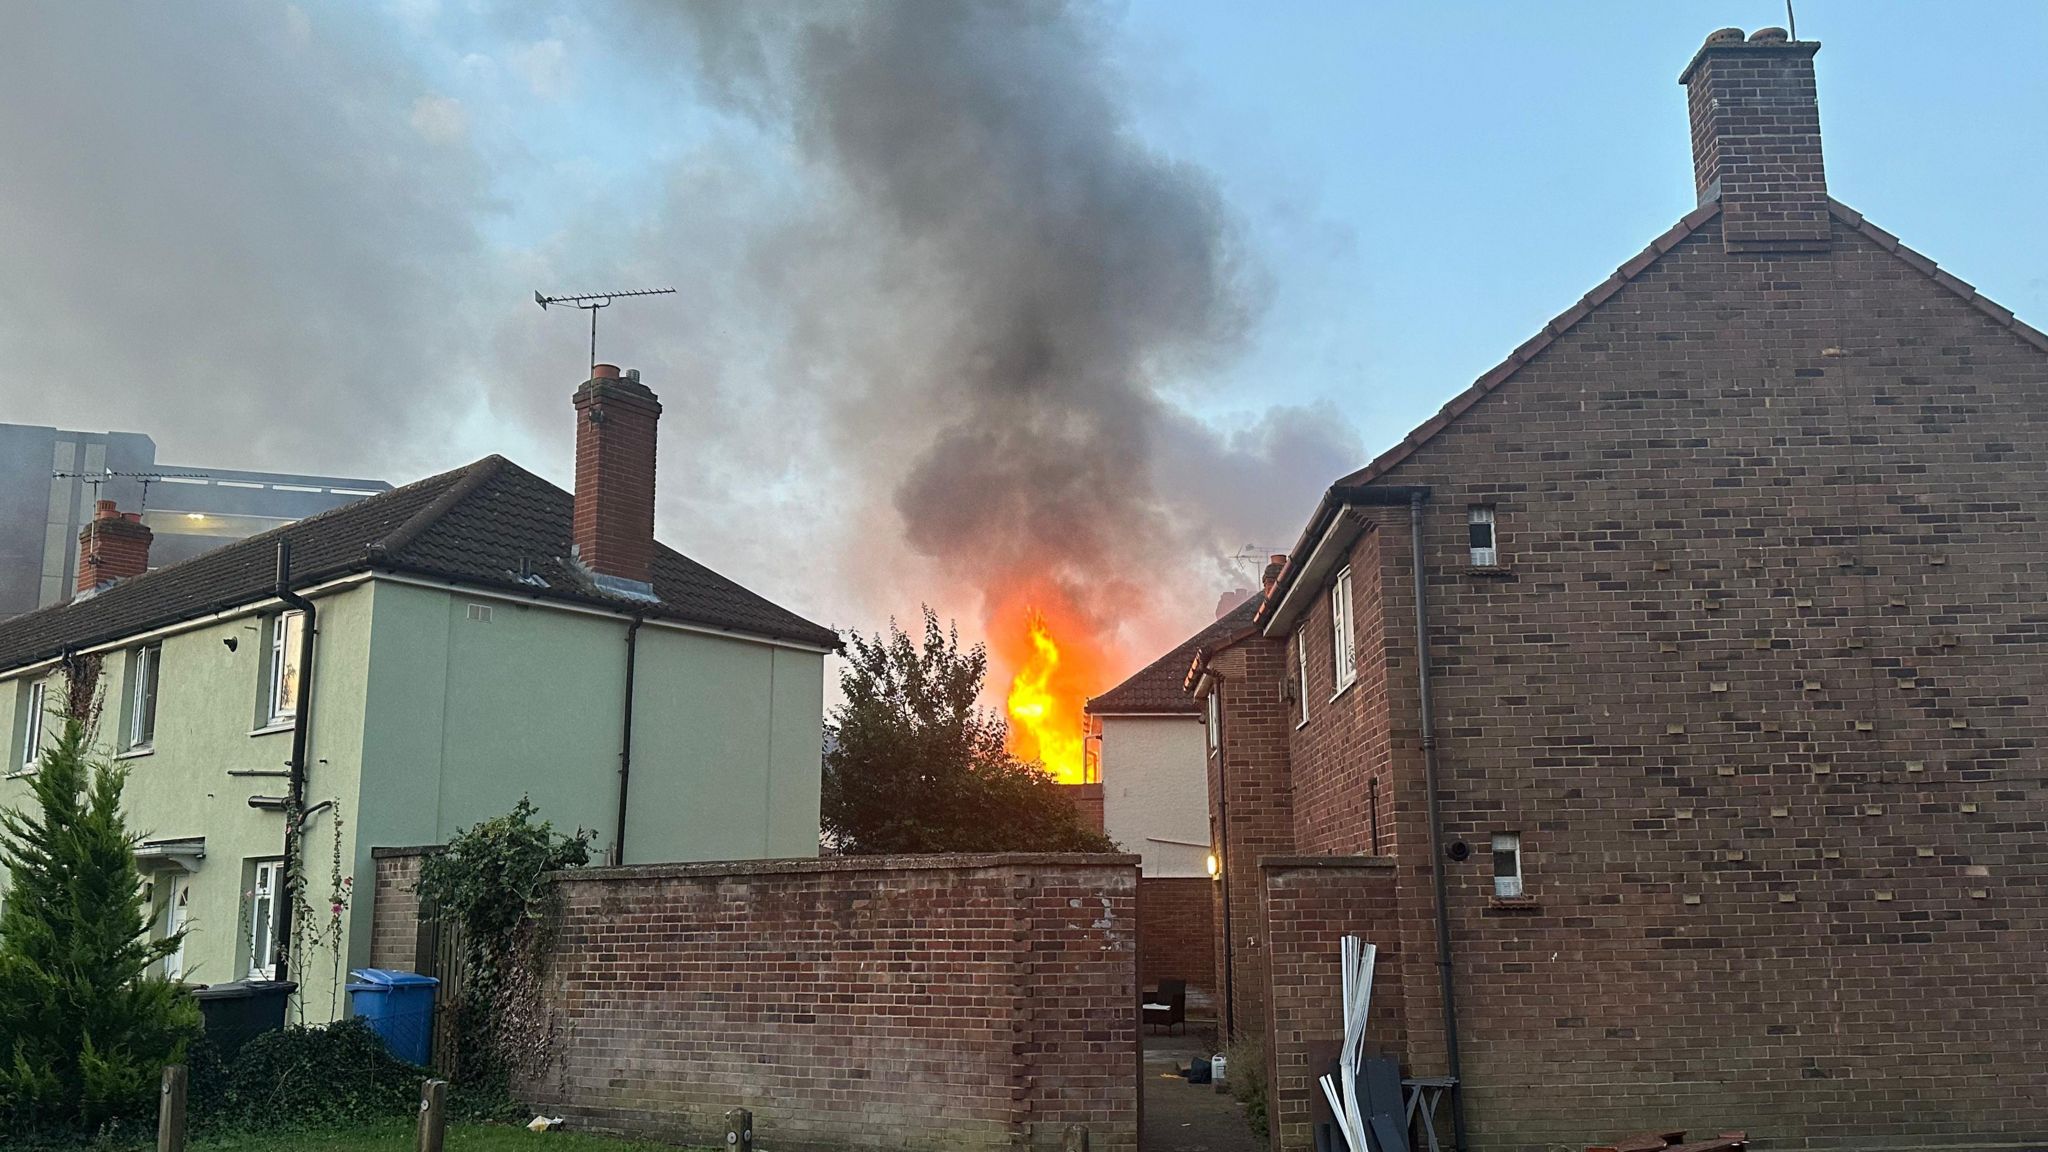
1086 594 1260 715
0 455 839 672
1262 196 2048 626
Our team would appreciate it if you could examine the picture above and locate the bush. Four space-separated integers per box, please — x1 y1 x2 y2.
220 1019 422 1128
1225 1029 1268 1139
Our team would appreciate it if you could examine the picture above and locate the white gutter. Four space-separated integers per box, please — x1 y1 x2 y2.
0 572 373 684
370 572 838 655
1261 506 1370 636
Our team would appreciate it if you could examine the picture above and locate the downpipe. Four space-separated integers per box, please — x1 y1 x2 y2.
1410 490 1468 1151
271 541 318 985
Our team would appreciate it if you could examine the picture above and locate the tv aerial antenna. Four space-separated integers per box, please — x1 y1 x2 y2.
53 467 211 568
534 287 677 375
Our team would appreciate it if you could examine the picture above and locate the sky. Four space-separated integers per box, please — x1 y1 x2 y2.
2 1 2043 680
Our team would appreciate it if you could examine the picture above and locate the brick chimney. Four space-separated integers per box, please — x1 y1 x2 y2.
76 500 152 595
571 364 663 596
1261 553 1288 597
1680 27 1829 253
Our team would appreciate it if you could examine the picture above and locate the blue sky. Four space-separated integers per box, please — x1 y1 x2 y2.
5 2 2043 658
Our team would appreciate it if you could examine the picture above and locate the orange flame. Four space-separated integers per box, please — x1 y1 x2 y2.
1002 608 1097 784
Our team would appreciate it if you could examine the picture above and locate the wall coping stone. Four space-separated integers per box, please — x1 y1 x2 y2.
551 851 1141 883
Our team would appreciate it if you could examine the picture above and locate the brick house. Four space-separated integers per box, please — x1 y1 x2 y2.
1193 29 2048 1152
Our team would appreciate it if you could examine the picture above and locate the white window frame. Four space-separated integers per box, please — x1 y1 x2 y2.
268 611 304 726
1469 506 1498 568
18 679 46 772
1492 832 1524 899
128 643 161 751
1330 567 1356 694
248 859 281 979
1295 632 1310 727
1204 689 1221 756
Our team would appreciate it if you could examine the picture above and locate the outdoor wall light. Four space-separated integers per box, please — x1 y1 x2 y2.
1206 852 1221 879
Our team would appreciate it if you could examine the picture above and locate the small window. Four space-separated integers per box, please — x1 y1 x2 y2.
1295 632 1310 727
1204 689 1221 756
466 602 493 623
18 679 46 772
1492 832 1523 899
127 644 161 750
1330 568 1356 692
247 859 281 979
268 612 304 725
1469 506 1498 567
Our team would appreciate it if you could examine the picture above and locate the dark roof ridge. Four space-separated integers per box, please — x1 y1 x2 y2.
369 455 505 562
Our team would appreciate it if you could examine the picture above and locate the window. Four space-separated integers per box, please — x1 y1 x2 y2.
1295 633 1310 727
17 679 45 772
158 873 189 981
1492 833 1524 899
1204 689 1221 756
1469 506 1498 567
1330 567 1356 692
268 611 304 725
127 644 161 750
247 860 280 979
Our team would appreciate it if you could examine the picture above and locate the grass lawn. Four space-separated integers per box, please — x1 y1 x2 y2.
191 1120 708 1151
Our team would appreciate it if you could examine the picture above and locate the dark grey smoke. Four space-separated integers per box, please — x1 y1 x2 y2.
639 0 1357 654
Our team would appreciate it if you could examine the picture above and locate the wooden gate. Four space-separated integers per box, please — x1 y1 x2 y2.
411 894 465 1077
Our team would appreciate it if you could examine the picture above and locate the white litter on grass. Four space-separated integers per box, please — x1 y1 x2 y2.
527 1115 566 1132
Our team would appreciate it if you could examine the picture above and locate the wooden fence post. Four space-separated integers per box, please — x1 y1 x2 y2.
157 1065 187 1152
417 1078 448 1152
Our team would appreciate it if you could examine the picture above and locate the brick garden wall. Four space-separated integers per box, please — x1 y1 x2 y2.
1260 858 1405 1152
1137 876 1216 1003
519 854 1140 1152
367 847 430 970
1202 636 1293 1042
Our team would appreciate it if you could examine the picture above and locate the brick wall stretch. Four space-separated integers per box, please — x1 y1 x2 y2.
1138 876 1216 1003
367 847 431 971
521 853 1140 1152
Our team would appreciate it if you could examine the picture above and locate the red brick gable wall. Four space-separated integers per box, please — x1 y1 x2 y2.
1316 212 2048 1150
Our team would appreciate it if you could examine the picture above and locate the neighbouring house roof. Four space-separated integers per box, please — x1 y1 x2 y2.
0 454 840 673
1087 594 1260 716
1259 196 2048 632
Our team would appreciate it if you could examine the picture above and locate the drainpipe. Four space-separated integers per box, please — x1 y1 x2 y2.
1409 491 1468 1151
271 541 318 985
611 616 643 866
1210 681 1233 1039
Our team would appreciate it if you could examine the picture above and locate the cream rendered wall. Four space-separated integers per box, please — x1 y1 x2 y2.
0 581 376 1022
1098 715 1211 877
350 579 825 967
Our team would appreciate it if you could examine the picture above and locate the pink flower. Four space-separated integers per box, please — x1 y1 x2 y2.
330 903 343 916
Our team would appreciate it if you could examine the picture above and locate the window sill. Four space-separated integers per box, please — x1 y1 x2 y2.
1329 678 1357 703
1485 896 1542 914
1466 566 1517 581
115 746 155 761
5 767 36 781
249 722 295 737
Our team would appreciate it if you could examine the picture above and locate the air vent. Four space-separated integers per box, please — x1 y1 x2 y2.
467 603 493 623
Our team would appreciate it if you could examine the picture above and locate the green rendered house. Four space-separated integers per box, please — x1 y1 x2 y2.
0 366 836 1018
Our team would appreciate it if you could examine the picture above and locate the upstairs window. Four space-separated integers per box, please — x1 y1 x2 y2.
1330 567 1356 692
1205 688 1221 756
127 644 161 750
1468 506 1498 567
268 611 305 725
17 679 46 772
1295 633 1310 726
1492 832 1524 899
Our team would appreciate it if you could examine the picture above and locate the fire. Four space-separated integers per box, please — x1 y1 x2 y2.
1002 608 1097 784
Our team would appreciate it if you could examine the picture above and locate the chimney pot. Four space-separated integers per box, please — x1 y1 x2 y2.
625 367 641 382
1680 27 1828 253
95 499 119 520
591 363 621 380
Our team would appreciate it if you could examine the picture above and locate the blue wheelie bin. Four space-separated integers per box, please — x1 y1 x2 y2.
345 968 440 1066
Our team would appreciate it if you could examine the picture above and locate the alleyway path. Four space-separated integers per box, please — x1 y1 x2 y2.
1141 1026 1262 1152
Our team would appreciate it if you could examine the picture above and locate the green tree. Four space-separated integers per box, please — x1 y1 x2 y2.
0 686 200 1133
823 608 1117 854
